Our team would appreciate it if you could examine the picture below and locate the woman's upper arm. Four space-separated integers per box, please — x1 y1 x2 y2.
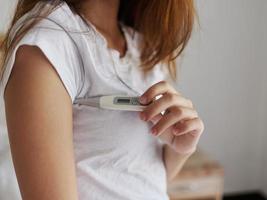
4 45 79 200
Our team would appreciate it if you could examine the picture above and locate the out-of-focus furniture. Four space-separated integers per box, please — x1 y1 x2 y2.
167 149 224 200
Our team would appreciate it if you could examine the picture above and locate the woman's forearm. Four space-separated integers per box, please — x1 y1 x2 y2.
163 144 193 183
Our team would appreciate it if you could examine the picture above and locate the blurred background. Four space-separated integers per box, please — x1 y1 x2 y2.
0 0 267 200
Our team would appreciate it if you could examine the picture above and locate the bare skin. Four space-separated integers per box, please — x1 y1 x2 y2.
79 0 127 58
4 0 204 199
5 45 79 200
138 81 204 181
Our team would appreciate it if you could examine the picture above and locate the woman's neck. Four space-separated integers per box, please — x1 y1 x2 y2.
78 0 126 57
79 0 121 38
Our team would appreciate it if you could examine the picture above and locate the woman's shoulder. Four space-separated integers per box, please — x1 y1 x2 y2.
36 1 88 34
9 1 91 43
2 2 86 102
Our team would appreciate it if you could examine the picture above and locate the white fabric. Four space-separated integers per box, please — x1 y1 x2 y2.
0 2 174 200
0 99 21 200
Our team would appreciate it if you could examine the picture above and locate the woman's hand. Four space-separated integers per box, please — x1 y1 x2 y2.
138 81 204 156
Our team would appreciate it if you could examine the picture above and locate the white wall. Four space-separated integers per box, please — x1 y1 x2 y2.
0 0 267 197
259 1 267 196
0 0 16 33
179 0 267 194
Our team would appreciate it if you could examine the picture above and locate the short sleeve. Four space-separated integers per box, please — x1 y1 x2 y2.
0 18 82 103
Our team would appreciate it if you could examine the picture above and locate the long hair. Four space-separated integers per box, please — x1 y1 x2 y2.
0 0 196 81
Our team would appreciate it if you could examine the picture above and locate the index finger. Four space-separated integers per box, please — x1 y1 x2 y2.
139 80 180 104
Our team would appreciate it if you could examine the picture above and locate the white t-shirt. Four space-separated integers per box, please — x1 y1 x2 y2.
0 2 175 200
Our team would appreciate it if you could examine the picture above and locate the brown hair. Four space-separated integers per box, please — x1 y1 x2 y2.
0 0 196 81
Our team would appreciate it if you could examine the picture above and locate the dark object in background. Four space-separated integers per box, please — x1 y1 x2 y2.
224 191 266 200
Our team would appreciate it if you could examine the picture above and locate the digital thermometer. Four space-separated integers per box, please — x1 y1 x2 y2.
74 95 154 111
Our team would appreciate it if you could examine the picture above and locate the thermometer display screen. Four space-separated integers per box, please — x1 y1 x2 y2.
117 98 130 104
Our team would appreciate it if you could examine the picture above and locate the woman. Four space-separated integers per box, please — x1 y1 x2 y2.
0 0 204 199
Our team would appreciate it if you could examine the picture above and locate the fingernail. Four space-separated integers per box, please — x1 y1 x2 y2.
151 128 157 135
139 96 146 104
139 112 147 121
173 127 180 135
191 130 198 135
